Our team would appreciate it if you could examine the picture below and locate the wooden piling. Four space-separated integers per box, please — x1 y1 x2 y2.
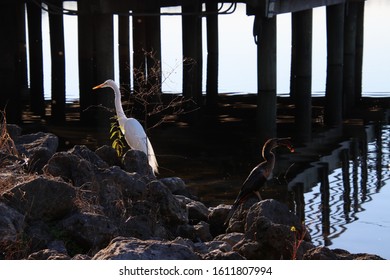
182 0 203 105
324 4 345 126
0 1 25 123
132 2 162 95
255 15 277 142
118 15 131 93
48 0 66 123
343 2 358 117
291 9 313 141
354 1 365 103
26 0 45 117
78 0 95 123
206 1 219 107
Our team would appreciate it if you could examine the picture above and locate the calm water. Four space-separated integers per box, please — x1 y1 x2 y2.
303 125 390 259
31 1 390 258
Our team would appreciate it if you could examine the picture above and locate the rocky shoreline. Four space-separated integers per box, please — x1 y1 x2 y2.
0 126 384 260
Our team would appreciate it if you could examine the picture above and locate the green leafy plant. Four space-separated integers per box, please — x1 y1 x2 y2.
109 116 126 157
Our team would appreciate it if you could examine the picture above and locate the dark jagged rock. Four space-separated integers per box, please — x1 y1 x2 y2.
303 246 385 260
27 249 71 260
58 212 118 254
95 145 121 167
160 177 196 199
122 149 153 177
146 181 188 226
176 195 209 224
15 132 59 173
44 152 96 187
92 237 200 260
207 204 231 236
0 203 25 242
69 145 108 169
1 177 75 222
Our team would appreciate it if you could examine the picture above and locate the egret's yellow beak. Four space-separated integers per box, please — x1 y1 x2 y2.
92 82 105 90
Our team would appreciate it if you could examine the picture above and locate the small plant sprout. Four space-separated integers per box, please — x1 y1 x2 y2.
290 222 307 260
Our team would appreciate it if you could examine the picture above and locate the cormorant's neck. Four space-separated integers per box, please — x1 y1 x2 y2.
262 145 275 162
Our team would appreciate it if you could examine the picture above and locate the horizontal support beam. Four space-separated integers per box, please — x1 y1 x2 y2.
247 0 365 17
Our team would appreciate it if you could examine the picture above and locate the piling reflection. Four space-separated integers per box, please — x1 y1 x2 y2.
291 124 390 247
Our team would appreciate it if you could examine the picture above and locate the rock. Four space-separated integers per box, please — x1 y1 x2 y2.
95 145 121 167
6 124 22 140
15 132 58 173
0 203 25 242
146 181 188 225
27 249 70 260
1 177 75 222
16 132 58 155
203 250 245 260
93 237 200 260
69 145 108 169
44 152 95 187
245 199 303 232
208 204 231 236
226 197 259 233
59 212 118 254
303 246 385 260
187 201 210 224
100 166 147 202
194 221 213 242
230 199 314 259
160 177 196 198
214 232 244 247
175 195 209 224
120 200 171 240
122 150 153 177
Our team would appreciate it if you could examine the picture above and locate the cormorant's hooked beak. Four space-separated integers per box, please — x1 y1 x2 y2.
277 138 295 153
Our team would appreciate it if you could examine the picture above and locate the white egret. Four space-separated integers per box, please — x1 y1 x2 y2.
93 79 159 174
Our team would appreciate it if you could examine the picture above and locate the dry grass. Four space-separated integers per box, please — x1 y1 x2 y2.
0 110 36 194
0 110 19 160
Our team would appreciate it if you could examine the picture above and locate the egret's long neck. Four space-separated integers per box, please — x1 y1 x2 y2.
112 84 126 121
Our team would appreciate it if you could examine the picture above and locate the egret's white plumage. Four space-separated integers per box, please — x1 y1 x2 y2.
93 79 159 174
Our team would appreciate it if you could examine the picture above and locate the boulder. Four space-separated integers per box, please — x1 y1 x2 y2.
146 181 188 225
303 246 385 260
1 177 75 222
15 132 58 173
59 212 118 254
43 152 95 187
92 237 200 260
207 204 231 236
95 145 121 167
122 149 153 177
0 203 25 242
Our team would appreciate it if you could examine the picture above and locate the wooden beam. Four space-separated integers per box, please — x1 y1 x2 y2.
354 1 365 103
118 15 131 93
78 0 96 123
325 3 345 126
291 9 313 141
0 1 25 123
247 0 364 17
343 2 358 117
256 14 277 142
206 1 219 107
26 0 45 117
48 0 66 124
182 0 203 105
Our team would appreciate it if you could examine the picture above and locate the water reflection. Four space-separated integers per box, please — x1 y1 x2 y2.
293 124 390 257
